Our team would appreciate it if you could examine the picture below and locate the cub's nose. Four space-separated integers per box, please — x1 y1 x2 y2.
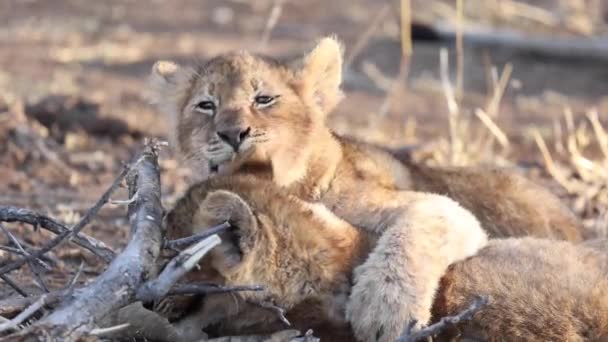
216 127 251 151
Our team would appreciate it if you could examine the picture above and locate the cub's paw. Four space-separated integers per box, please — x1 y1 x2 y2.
195 190 259 275
346 259 430 342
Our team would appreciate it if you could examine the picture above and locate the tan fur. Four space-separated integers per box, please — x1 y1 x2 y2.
398 159 583 241
149 36 579 340
433 237 608 341
165 183 608 341
162 175 370 341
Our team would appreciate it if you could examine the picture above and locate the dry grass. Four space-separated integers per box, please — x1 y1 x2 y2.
405 52 608 237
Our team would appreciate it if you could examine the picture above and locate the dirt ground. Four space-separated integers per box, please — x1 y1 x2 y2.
1 0 607 315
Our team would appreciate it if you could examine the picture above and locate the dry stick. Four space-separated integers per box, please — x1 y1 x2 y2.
376 0 412 119
0 224 48 293
439 48 461 165
455 0 464 99
167 283 264 297
0 245 26 256
433 22 608 62
0 206 116 265
0 274 28 298
254 301 291 326
259 0 284 52
396 296 489 342
89 323 131 337
0 163 128 276
0 291 67 318
136 235 222 302
343 2 391 69
8 141 164 339
163 221 230 250
0 295 47 333
0 283 263 319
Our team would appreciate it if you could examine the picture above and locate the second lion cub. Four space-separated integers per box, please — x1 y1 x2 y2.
163 176 608 342
163 175 486 341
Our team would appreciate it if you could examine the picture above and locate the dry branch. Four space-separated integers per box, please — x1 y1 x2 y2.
136 234 221 302
397 296 489 342
0 224 48 293
168 283 264 296
432 22 608 62
163 221 230 250
0 274 28 298
0 295 47 333
0 206 116 267
3 140 164 340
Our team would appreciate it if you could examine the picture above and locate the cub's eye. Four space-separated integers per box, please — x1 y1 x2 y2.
195 101 216 115
254 95 277 107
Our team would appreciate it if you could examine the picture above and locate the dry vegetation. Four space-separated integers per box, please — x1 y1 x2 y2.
0 0 607 340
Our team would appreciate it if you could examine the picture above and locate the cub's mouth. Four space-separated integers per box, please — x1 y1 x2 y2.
208 146 256 175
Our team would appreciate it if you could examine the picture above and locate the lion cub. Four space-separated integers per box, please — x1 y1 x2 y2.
433 237 608 341
149 36 579 340
163 175 482 341
165 178 608 342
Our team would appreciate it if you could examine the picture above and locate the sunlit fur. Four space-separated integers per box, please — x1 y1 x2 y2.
149 36 582 341
163 180 608 342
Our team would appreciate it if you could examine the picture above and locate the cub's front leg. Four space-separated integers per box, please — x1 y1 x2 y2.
345 192 487 342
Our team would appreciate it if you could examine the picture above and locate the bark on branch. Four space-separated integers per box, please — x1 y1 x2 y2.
3 140 164 341
0 206 115 263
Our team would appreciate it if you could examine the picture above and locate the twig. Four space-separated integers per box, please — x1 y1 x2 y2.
0 224 49 293
163 221 230 250
136 234 221 302
6 140 165 339
68 163 131 238
0 206 115 263
455 0 464 98
0 159 130 276
376 0 412 119
0 274 28 298
396 296 489 342
433 22 608 62
254 301 291 326
0 295 46 333
0 291 66 318
167 283 264 296
0 245 26 256
344 2 391 69
67 261 84 290
259 0 284 52
109 191 139 206
89 323 131 336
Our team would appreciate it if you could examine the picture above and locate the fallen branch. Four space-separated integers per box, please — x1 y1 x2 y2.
432 22 608 62
0 224 48 293
0 206 115 263
136 234 222 302
0 295 46 333
397 296 489 342
168 283 264 296
4 140 164 340
0 291 66 318
0 275 28 298
163 221 230 250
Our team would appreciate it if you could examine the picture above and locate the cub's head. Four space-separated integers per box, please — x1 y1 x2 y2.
148 37 344 183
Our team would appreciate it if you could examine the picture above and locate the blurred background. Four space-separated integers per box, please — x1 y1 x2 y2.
0 0 607 291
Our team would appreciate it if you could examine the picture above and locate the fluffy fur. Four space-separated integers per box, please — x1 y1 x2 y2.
149 36 579 340
162 175 371 341
164 181 608 341
433 237 608 341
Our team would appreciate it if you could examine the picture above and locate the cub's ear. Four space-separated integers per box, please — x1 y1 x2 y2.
146 60 196 149
292 36 344 114
146 60 191 104
194 190 259 274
